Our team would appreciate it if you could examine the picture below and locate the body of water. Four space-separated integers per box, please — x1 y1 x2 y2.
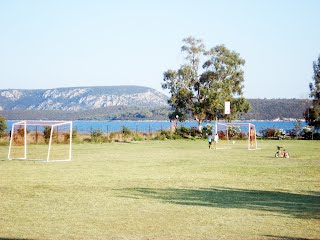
6 120 306 135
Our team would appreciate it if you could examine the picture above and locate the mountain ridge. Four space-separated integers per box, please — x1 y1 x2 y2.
0 85 168 111
0 86 311 120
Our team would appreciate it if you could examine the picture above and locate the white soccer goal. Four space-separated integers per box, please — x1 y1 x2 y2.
215 122 259 150
8 120 73 162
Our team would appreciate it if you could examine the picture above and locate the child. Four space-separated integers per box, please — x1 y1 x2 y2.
213 133 219 150
208 133 212 149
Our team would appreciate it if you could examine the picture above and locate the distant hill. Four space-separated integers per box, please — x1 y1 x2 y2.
243 99 311 120
0 86 168 111
0 86 311 121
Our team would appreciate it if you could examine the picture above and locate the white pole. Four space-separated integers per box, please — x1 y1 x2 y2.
8 123 15 160
255 125 258 149
47 126 54 162
226 126 229 144
215 117 218 135
69 122 72 161
248 123 251 150
24 121 27 159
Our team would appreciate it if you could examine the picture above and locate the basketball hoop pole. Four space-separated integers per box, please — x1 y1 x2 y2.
24 121 27 159
215 116 218 135
248 123 251 150
69 121 73 161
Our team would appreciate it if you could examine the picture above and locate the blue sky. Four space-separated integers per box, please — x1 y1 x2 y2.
0 0 319 99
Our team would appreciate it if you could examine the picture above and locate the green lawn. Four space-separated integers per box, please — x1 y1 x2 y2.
0 140 319 240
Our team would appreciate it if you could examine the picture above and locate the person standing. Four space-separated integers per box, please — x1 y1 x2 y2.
208 133 212 149
250 127 255 146
213 133 219 150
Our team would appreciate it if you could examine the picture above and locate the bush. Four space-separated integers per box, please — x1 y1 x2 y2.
227 125 241 139
175 126 198 139
260 128 276 138
190 126 201 137
313 133 320 140
275 129 286 139
91 129 104 143
109 132 121 142
218 130 226 140
176 126 190 136
43 126 51 143
300 126 319 140
159 130 171 139
171 134 183 140
151 130 170 141
260 128 286 139
153 134 167 141
133 136 144 141
122 126 132 136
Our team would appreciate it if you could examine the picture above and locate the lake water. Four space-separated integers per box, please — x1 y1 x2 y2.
6 120 305 134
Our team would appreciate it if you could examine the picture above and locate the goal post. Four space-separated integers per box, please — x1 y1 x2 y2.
215 122 259 150
8 120 73 162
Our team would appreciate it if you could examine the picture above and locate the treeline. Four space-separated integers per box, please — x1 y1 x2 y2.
0 106 170 121
242 99 311 120
0 99 311 121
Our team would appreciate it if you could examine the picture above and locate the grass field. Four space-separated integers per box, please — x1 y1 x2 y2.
0 140 319 240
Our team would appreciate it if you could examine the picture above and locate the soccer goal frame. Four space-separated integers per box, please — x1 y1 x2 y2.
215 122 259 150
8 120 73 162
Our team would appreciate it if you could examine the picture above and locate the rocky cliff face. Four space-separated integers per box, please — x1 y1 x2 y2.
0 86 169 111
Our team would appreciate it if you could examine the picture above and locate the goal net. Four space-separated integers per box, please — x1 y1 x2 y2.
215 122 258 150
8 120 73 162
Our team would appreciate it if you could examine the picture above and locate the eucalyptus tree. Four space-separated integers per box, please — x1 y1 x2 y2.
162 36 250 128
306 54 320 130
0 115 7 138
309 54 320 100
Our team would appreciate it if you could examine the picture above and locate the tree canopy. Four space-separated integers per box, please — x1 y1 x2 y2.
309 54 320 100
306 54 320 130
0 115 7 138
162 36 250 127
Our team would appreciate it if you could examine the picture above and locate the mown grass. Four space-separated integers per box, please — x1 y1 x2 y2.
0 140 319 240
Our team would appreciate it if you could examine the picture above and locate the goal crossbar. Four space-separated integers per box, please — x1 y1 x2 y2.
12 120 70 126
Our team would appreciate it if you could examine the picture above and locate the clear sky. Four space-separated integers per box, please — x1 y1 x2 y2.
0 0 319 99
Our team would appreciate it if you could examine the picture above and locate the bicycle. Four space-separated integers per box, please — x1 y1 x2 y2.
275 146 290 158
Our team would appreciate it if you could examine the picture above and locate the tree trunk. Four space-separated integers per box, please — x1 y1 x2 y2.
197 119 203 132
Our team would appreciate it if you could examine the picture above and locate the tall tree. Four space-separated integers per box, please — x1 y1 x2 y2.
309 54 320 100
0 115 7 138
306 54 320 130
162 36 250 128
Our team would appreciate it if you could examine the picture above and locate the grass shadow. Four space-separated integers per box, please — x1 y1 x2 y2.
0 238 33 240
119 187 320 219
265 235 320 240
